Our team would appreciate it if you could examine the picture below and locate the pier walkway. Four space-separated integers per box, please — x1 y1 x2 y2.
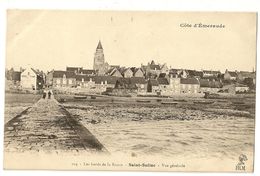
4 96 107 154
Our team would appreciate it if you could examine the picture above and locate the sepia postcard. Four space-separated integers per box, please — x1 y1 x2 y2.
3 10 257 172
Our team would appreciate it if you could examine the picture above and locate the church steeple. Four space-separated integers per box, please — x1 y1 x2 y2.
96 40 103 50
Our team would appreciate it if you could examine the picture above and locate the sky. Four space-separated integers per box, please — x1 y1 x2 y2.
6 10 257 72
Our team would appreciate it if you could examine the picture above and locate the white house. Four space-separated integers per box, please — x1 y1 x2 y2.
20 68 37 90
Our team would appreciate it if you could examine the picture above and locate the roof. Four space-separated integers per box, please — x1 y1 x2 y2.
97 40 103 50
66 67 82 72
203 70 221 75
53 71 76 78
130 77 147 84
110 65 120 69
180 78 200 85
110 69 122 76
123 68 133 74
228 71 238 77
12 71 21 81
199 79 222 88
157 77 169 85
169 68 182 74
93 76 118 84
106 67 116 75
149 79 159 86
115 78 138 89
238 71 256 79
158 73 167 78
187 70 203 78
81 69 96 75
150 64 161 70
23 68 44 77
130 67 141 73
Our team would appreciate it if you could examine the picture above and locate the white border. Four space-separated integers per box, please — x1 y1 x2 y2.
0 0 259 176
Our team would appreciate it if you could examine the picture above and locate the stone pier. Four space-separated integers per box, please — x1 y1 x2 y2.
4 96 107 154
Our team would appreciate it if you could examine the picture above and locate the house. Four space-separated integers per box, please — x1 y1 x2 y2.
145 60 162 78
51 71 76 88
222 83 249 94
237 71 256 85
131 67 145 77
147 79 159 93
122 67 133 78
93 76 118 89
169 69 188 78
199 79 222 93
114 77 147 93
202 70 221 77
76 75 95 88
157 77 170 95
20 68 44 90
160 63 169 74
179 70 188 78
130 77 147 93
180 78 200 93
115 78 137 89
106 67 123 77
224 69 237 80
113 78 138 96
168 75 181 94
76 75 118 93
12 71 21 84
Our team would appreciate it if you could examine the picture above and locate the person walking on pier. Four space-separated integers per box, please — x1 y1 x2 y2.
48 91 52 99
42 90 46 99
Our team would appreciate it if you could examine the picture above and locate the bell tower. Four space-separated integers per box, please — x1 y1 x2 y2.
93 40 105 71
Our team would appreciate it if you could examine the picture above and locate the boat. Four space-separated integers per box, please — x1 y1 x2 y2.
232 101 245 105
193 101 214 104
58 98 66 103
204 92 220 99
172 99 187 102
161 102 178 105
90 95 96 99
136 100 151 103
74 95 87 100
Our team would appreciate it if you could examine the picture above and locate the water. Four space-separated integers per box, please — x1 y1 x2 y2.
85 119 254 160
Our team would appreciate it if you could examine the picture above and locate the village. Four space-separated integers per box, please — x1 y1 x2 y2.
5 41 256 97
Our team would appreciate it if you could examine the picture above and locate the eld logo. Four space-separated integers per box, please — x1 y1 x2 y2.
235 154 248 171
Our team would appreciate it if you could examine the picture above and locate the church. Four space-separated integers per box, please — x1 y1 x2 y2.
93 40 110 75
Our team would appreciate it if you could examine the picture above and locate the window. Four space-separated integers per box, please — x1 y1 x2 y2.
56 79 61 84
